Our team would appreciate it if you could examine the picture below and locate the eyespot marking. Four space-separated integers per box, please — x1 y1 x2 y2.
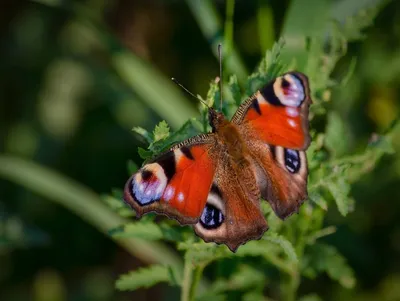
130 163 167 206
284 149 300 173
199 203 224 229
141 169 152 181
274 74 305 107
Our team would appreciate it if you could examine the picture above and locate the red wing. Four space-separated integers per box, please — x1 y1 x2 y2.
232 72 312 150
124 134 218 224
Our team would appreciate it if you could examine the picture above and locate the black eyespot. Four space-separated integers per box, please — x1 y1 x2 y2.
141 170 152 181
200 203 224 229
284 149 300 173
281 77 290 88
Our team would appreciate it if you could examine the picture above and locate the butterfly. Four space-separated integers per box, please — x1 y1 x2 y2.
123 71 312 252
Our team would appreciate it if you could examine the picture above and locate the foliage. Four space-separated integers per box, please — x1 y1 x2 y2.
104 1 396 300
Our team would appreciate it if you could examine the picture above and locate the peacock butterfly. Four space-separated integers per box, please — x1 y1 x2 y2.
123 71 312 252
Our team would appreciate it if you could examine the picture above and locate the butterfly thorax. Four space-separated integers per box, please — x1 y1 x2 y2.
209 108 249 164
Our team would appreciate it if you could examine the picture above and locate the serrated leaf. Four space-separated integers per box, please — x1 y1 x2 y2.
335 5 382 42
137 147 153 160
132 126 153 143
301 243 356 289
368 134 395 154
111 222 163 240
326 177 351 216
228 75 242 107
115 265 171 291
325 112 348 158
207 79 219 107
153 120 170 142
101 194 134 217
308 190 328 210
246 38 287 95
264 232 298 263
179 241 232 267
205 265 265 296
150 119 203 154
167 265 182 286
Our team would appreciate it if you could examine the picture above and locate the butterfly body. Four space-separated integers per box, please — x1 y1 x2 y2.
124 72 312 252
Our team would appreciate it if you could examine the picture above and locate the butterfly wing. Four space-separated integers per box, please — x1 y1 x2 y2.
248 142 308 219
231 72 312 150
232 72 311 219
124 134 218 224
194 156 268 252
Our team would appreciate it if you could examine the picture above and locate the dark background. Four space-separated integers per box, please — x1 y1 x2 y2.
1 0 400 300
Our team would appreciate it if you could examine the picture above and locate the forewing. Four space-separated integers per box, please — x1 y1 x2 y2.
124 134 218 224
232 72 312 150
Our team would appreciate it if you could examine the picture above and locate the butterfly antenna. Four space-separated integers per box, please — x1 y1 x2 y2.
217 44 224 111
171 77 210 108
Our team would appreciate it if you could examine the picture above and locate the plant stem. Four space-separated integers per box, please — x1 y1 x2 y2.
185 0 248 85
181 254 204 301
280 271 300 301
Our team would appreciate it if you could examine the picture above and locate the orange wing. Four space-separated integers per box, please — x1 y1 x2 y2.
231 72 312 150
124 134 218 224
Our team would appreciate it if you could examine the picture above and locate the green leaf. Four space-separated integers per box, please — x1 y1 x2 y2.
246 38 287 96
332 4 384 42
137 147 153 160
178 241 232 268
326 176 352 216
132 126 153 144
101 194 134 218
115 265 171 291
302 243 356 289
153 120 170 142
228 75 242 106
264 232 298 263
111 222 163 240
325 112 349 158
207 265 266 294
308 190 328 211
207 79 220 107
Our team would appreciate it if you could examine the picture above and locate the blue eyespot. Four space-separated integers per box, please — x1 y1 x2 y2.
284 149 300 173
200 203 224 229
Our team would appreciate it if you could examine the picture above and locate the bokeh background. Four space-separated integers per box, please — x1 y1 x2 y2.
1 0 400 300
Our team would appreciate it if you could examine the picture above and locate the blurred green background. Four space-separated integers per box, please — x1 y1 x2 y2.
1 0 400 300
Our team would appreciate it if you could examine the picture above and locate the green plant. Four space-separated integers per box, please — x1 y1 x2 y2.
105 1 397 301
